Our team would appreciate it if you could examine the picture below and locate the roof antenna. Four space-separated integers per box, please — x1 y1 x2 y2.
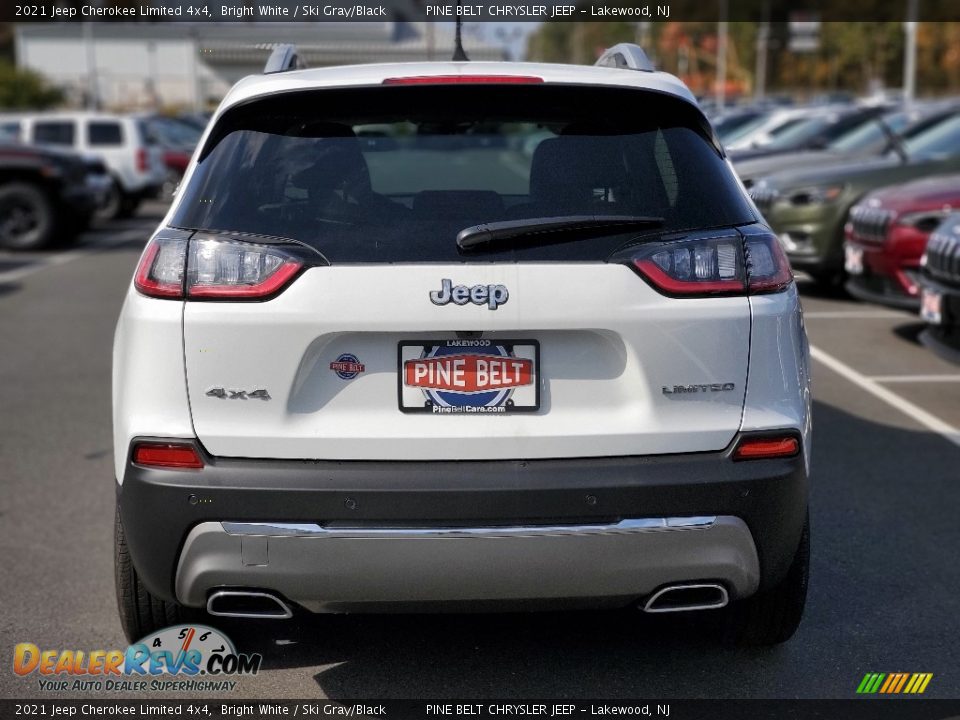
453 6 470 61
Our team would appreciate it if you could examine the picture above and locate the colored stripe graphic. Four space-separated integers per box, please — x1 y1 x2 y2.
857 673 932 694
893 673 910 693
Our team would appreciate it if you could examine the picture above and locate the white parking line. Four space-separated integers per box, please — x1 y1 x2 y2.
803 310 913 319
810 345 960 449
870 375 960 383
0 231 145 285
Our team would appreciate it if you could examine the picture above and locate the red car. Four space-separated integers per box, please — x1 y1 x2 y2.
844 174 960 309
161 148 191 198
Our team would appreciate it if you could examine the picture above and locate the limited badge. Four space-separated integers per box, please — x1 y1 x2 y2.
330 353 365 380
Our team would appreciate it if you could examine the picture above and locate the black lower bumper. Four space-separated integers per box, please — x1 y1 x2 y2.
846 275 920 311
117 436 808 604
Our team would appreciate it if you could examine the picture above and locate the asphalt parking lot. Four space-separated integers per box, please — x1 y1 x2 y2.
1 203 958 700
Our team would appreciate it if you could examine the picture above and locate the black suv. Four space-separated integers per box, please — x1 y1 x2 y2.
0 138 105 250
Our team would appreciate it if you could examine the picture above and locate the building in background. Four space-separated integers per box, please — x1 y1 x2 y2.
14 22 506 111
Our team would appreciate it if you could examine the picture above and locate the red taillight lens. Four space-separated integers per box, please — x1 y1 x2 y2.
383 75 543 85
733 435 800 461
743 232 794 294
187 236 302 300
627 231 793 297
133 442 203 469
134 236 303 301
630 235 745 296
134 237 187 298
136 147 148 173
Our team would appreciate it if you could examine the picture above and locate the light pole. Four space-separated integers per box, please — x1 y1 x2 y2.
754 0 770 102
716 0 728 110
83 22 99 110
903 0 919 105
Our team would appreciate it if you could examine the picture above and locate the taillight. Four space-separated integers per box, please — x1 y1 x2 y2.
187 236 302 299
136 147 148 173
743 233 794 293
733 435 800 461
627 232 793 297
134 237 186 298
383 75 543 85
132 441 203 469
134 236 303 300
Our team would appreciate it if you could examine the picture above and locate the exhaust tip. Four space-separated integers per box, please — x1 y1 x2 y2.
642 583 729 613
207 590 293 619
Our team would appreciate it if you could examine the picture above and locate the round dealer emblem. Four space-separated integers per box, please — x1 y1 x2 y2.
330 353 365 380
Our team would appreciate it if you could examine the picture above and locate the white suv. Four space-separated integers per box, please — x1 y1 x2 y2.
2 112 165 218
113 47 812 647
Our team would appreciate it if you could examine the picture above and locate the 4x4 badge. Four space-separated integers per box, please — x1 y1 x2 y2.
206 387 270 400
430 279 509 310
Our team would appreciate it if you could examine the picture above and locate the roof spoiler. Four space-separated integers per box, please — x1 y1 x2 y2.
594 43 654 73
264 44 306 74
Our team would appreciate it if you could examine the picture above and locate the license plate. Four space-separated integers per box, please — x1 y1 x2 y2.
921 288 943 325
844 244 864 275
398 339 539 414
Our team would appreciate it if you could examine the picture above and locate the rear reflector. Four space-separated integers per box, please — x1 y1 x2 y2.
133 442 204 469
383 75 543 85
733 436 800 461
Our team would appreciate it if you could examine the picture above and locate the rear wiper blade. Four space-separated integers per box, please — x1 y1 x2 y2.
456 215 665 251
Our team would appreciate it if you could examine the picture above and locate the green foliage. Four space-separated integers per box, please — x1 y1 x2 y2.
528 20 960 97
0 62 64 110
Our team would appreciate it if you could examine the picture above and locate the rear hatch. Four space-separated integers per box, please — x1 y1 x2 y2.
171 82 760 461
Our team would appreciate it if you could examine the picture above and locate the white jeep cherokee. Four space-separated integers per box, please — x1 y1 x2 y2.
113 47 812 646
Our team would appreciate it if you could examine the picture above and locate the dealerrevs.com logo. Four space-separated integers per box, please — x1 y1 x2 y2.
13 625 261 692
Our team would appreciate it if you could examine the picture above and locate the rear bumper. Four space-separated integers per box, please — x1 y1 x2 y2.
178 516 759 611
846 275 920 310
117 436 807 611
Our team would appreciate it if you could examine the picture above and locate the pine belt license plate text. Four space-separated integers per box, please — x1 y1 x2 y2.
398 339 540 414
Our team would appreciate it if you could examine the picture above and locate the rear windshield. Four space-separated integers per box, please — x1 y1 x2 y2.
172 85 755 263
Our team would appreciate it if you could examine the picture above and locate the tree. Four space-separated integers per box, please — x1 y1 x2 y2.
0 62 64 110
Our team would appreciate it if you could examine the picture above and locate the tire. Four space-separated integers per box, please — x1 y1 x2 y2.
723 510 810 646
97 180 123 221
114 502 187 642
0 182 57 250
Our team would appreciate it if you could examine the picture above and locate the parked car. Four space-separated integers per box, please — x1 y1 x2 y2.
727 105 890 163
0 136 108 249
711 108 768 144
918 213 960 362
734 103 956 190
750 109 960 286
844 174 960 309
113 47 812 647
0 112 165 219
722 107 816 152
138 115 202 198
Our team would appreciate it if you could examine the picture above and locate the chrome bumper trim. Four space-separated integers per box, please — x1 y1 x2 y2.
175 516 758 610
220 516 717 539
